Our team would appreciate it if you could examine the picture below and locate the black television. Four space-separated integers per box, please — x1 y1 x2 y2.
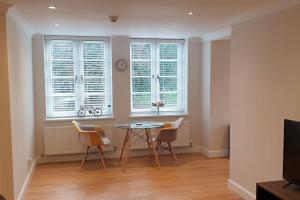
283 119 300 188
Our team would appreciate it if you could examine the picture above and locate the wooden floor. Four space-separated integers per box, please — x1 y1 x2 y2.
24 153 242 200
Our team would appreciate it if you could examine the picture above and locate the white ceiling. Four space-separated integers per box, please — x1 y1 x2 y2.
3 0 300 38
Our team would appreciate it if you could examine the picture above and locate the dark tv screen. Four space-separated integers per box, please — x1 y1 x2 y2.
283 119 300 186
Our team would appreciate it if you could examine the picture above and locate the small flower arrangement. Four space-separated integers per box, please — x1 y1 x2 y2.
152 101 164 114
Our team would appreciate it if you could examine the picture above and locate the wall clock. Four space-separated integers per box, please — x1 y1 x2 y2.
115 58 128 71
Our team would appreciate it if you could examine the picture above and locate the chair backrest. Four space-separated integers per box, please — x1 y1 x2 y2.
156 118 184 142
171 117 184 129
72 120 84 132
72 120 102 146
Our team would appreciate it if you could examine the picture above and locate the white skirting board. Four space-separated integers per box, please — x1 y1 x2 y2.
38 145 229 163
39 146 201 163
197 145 229 158
227 179 256 200
17 157 38 200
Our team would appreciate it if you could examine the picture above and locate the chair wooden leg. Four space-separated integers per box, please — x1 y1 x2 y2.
80 146 89 171
119 129 129 164
155 141 161 159
146 133 153 161
168 142 179 166
156 141 161 151
146 129 160 168
98 145 106 169
151 142 160 168
100 146 106 162
122 130 132 172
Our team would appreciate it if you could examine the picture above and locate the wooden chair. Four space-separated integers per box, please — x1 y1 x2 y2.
72 120 111 170
153 118 184 166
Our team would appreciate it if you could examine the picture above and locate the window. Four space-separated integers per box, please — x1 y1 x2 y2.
130 39 186 113
44 36 112 119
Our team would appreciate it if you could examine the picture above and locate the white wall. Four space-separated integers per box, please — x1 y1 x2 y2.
6 8 35 200
199 40 231 156
32 36 207 158
0 3 14 200
229 4 300 199
199 41 211 150
110 36 131 148
187 38 202 146
210 40 231 151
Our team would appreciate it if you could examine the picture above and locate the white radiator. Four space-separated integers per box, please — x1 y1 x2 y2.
130 120 190 149
43 124 113 155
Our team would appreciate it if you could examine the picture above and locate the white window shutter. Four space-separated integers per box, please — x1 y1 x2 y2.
47 40 76 117
131 43 153 111
158 43 180 111
45 38 112 119
81 41 111 116
130 40 186 113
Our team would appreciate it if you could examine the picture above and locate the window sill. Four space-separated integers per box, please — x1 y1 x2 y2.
45 116 114 122
129 112 188 118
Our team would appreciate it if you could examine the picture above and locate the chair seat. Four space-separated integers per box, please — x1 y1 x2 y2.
102 136 111 145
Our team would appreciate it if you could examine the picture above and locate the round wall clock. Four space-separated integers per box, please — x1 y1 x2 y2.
115 58 128 71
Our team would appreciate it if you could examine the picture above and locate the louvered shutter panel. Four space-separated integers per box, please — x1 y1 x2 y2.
131 43 152 111
45 37 111 119
130 40 185 113
82 41 111 115
47 40 76 117
158 43 182 111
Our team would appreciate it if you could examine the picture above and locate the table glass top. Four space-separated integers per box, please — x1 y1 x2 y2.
115 121 164 129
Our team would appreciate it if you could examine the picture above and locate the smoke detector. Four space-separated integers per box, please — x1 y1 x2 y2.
109 16 119 23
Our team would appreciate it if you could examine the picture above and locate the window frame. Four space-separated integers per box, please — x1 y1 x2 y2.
44 36 112 119
130 38 187 114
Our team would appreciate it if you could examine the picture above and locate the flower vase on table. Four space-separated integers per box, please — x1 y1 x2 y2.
152 101 164 115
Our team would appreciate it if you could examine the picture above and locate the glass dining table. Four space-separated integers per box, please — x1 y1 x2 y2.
115 121 164 171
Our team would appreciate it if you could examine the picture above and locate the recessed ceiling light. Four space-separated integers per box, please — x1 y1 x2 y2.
188 11 193 15
48 5 57 9
160 27 166 30
55 23 60 27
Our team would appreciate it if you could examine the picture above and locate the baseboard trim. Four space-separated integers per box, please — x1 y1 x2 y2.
39 150 153 163
190 145 203 153
198 145 229 158
228 179 256 200
39 146 205 164
38 145 229 164
17 157 38 200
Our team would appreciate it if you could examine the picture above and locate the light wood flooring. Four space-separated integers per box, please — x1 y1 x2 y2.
24 153 242 200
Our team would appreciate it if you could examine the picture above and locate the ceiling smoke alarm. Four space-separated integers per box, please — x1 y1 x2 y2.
109 16 119 23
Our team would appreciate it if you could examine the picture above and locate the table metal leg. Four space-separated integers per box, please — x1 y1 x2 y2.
119 129 129 164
